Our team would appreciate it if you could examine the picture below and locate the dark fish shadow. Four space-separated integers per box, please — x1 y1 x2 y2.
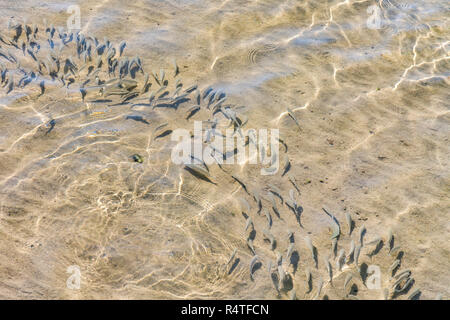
409 290 421 300
347 251 355 264
349 220 355 235
368 240 384 258
130 66 140 79
289 232 295 243
393 278 415 299
132 103 152 108
186 107 200 120
45 119 56 135
39 80 45 96
313 247 318 268
295 206 304 228
290 251 299 275
142 83 151 94
270 272 280 296
349 284 358 296
87 65 95 76
391 261 402 277
281 274 293 292
203 88 214 98
272 206 281 219
360 263 368 285
228 258 240 275
173 97 191 109
279 139 288 153
89 99 113 103
306 276 313 293
248 229 256 241
396 251 404 261
183 166 217 185
263 237 276 251
360 228 367 246
153 103 178 110
126 115 149 124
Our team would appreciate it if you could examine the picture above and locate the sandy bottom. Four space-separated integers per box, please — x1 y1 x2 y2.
0 0 449 299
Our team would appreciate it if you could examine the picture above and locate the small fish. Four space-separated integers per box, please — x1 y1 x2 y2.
366 237 382 257
288 231 294 243
287 107 301 129
186 105 200 120
343 273 353 293
305 236 315 264
159 68 165 84
408 289 421 300
322 208 340 240
359 225 366 246
345 212 353 235
118 40 126 56
247 238 256 255
394 269 411 281
245 216 254 232
278 265 286 286
305 268 312 293
389 246 401 256
202 86 213 99
289 290 297 300
324 258 332 283
263 208 272 228
6 75 14 94
281 157 291 176
336 249 345 271
252 192 262 214
313 277 323 300
285 242 294 260
347 240 355 262
393 277 413 294
184 164 216 185
126 115 149 124
173 59 179 77
36 77 46 93
387 229 394 253
354 244 361 270
154 129 173 139
250 255 259 281
226 249 237 265
278 137 288 153
231 175 249 194
331 238 338 258
270 270 280 295
184 84 198 93
132 154 144 163
268 184 283 204
140 73 150 94
383 288 390 300
238 197 251 214
388 259 401 277
263 229 276 250
276 252 283 266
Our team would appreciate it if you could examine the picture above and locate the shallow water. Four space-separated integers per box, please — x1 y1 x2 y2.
0 0 449 299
